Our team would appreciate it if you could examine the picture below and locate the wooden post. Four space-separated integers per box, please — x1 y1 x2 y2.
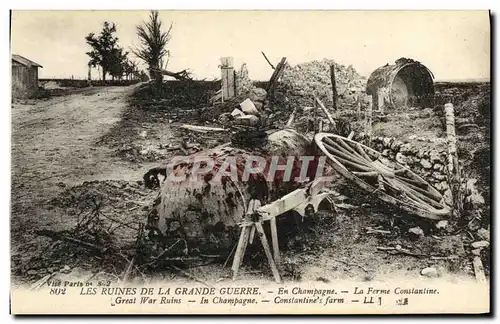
270 218 280 265
444 103 461 216
87 64 92 87
312 99 318 133
221 57 235 100
267 57 287 102
231 226 251 280
330 64 338 111
255 222 281 283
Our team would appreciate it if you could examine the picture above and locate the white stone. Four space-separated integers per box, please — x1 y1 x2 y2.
420 159 432 169
421 267 438 278
239 98 259 115
436 220 449 229
231 108 245 117
60 265 71 274
429 150 441 163
400 143 412 154
235 114 259 126
471 241 489 249
395 153 406 164
409 226 424 237
477 228 490 241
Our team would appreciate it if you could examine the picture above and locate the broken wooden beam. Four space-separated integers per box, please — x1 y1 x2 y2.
270 217 280 265
286 106 298 127
255 222 281 283
314 95 336 126
261 51 276 70
180 124 227 133
267 57 287 100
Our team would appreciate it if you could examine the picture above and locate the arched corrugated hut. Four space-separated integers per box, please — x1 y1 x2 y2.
366 58 434 110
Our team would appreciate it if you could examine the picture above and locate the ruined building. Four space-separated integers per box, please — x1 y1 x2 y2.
366 58 434 111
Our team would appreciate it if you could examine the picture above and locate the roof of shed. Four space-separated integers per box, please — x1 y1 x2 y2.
12 54 43 68
366 58 433 95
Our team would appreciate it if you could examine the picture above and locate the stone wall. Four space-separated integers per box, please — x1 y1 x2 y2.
354 134 453 205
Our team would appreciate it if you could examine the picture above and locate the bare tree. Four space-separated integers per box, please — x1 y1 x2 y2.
133 10 173 85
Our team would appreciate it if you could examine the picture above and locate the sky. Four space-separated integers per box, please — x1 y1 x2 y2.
10 10 490 81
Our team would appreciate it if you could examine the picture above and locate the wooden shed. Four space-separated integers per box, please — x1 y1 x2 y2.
366 58 434 111
12 54 43 99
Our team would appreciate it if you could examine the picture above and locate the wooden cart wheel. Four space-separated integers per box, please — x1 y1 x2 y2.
314 133 451 220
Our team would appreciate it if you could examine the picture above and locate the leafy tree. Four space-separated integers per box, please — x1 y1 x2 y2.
85 22 125 81
109 48 129 80
133 10 173 85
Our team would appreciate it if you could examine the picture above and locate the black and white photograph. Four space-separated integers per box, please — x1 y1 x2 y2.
8 10 491 314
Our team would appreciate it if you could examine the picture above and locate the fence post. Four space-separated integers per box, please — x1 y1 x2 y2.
220 57 235 100
330 64 338 111
444 103 462 217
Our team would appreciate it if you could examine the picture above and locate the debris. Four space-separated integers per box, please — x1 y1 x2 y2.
231 108 245 117
420 267 438 278
60 265 71 274
180 124 227 133
30 273 56 291
365 227 391 235
276 59 366 111
335 203 357 210
314 95 336 127
472 256 487 283
408 227 424 239
465 178 485 207
138 130 148 139
36 229 107 254
471 249 481 256
376 246 425 257
235 115 259 126
167 265 210 287
239 98 259 115
420 159 432 169
395 152 406 164
471 241 489 249
261 51 276 70
333 259 370 273
286 107 298 127
476 228 490 241
209 89 223 104
430 255 458 260
267 57 287 100
435 220 449 229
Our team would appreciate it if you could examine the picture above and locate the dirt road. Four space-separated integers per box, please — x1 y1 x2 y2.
11 85 145 256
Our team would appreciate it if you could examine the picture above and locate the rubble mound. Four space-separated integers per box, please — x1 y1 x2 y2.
275 59 367 110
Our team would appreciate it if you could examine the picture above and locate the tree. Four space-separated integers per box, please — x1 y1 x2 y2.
133 10 173 85
109 48 129 80
85 22 125 81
